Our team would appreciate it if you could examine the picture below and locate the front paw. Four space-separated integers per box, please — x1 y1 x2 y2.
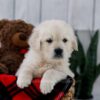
17 76 32 89
40 79 55 94
69 72 74 78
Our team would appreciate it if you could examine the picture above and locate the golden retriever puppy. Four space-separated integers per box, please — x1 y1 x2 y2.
16 20 78 94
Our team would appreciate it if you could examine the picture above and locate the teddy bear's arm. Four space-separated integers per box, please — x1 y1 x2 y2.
0 53 23 74
0 48 9 73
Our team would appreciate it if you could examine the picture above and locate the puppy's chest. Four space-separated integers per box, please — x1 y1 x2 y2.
33 63 53 77
33 62 66 77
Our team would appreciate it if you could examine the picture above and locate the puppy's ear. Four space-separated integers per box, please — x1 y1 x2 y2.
28 29 41 51
72 35 78 51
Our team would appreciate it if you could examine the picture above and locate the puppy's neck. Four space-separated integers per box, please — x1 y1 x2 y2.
39 61 46 67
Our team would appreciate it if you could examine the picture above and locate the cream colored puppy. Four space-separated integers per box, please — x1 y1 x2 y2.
16 20 78 94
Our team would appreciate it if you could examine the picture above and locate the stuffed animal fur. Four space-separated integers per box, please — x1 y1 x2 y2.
0 19 34 74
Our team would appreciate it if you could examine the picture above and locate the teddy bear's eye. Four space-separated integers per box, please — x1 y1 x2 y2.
19 33 27 41
63 38 68 43
46 39 53 43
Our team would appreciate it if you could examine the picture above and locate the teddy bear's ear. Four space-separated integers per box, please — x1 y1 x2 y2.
28 24 34 32
0 19 9 43
0 19 9 30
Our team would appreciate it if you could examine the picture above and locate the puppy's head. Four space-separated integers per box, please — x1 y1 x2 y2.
29 20 78 64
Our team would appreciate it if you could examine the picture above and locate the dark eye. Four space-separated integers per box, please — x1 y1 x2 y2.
46 39 53 43
19 33 27 41
63 38 68 43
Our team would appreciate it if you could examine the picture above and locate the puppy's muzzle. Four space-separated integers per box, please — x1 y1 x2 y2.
54 48 63 58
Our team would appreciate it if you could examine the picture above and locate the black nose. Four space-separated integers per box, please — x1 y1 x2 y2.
54 48 63 55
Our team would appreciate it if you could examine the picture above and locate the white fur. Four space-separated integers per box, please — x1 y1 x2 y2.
16 20 78 94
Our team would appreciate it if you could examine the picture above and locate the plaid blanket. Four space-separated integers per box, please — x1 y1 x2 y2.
0 74 73 100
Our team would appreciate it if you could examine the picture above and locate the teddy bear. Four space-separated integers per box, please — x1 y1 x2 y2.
0 19 34 74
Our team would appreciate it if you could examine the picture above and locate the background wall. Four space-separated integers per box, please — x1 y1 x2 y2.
0 0 100 30
0 0 100 99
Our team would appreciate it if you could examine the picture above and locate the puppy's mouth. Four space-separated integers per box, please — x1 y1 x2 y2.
53 54 63 59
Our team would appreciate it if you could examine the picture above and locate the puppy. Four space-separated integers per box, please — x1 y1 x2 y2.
16 20 78 94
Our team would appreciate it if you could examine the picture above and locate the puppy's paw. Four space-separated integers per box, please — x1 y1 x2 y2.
69 72 74 78
17 76 32 89
66 70 75 78
40 79 55 94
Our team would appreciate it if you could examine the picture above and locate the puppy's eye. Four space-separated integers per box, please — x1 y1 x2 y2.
46 39 53 43
63 38 68 43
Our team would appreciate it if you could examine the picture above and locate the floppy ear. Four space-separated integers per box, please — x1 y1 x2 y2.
72 35 78 51
28 29 41 51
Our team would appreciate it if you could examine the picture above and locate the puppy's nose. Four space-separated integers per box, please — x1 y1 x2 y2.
54 48 63 55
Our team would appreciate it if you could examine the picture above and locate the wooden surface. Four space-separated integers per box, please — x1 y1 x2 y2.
0 0 100 30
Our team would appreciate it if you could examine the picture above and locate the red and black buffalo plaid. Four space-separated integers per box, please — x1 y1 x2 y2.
0 74 73 100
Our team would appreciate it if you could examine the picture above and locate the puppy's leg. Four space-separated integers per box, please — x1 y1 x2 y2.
34 64 53 77
17 68 33 88
40 69 67 94
16 49 40 88
64 67 74 78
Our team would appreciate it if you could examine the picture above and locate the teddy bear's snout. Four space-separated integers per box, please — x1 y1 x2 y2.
12 32 29 47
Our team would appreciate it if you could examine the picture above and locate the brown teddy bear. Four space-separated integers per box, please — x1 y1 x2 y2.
0 19 34 74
